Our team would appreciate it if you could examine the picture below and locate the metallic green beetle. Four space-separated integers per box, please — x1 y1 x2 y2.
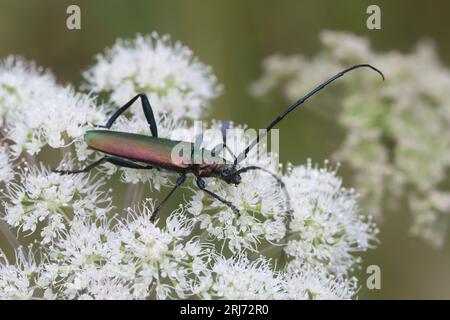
54 64 384 221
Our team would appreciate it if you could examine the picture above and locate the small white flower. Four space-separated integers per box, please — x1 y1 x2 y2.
3 163 111 242
186 135 289 253
7 86 105 157
83 32 222 120
0 143 14 182
40 201 211 299
284 264 357 300
195 255 284 299
284 160 378 275
42 216 125 299
0 249 39 300
0 56 56 128
115 202 203 299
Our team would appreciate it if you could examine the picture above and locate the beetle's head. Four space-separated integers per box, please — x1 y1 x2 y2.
219 164 241 185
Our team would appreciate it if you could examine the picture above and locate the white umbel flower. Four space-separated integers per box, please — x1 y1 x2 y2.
185 124 289 253
284 264 357 300
0 56 56 128
195 255 284 299
3 164 111 242
83 32 222 120
284 160 378 275
41 216 124 300
0 249 39 300
40 202 210 300
7 86 105 157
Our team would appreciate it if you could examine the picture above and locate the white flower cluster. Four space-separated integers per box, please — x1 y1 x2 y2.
0 143 14 182
251 30 450 248
284 160 378 275
185 127 290 253
0 56 55 128
196 255 285 299
0 249 38 300
284 264 357 300
0 56 105 157
3 164 111 243
0 32 377 299
37 203 210 300
0 205 362 300
83 32 222 120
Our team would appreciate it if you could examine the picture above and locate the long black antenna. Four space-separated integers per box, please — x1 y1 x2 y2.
234 64 384 164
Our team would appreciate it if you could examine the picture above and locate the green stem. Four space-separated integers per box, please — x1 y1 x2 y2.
123 183 145 210
0 219 21 250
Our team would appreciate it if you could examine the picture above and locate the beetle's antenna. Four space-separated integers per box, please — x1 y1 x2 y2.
234 64 384 164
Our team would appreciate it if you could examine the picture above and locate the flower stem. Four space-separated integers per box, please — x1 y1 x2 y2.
124 183 145 210
0 219 21 250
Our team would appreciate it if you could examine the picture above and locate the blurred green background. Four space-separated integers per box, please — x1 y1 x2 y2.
1 0 450 299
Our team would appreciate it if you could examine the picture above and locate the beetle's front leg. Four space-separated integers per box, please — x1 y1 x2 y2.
195 178 240 215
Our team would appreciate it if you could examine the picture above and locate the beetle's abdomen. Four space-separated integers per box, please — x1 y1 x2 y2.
84 130 191 171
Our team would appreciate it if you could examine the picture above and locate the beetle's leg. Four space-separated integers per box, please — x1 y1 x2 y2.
53 156 153 174
52 157 109 174
150 174 187 222
104 157 153 170
195 178 240 214
99 93 158 137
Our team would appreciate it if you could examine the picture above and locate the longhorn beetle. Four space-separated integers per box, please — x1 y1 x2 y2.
54 64 384 222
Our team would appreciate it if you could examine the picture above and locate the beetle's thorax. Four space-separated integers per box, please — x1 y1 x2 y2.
197 163 241 186
197 162 225 177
